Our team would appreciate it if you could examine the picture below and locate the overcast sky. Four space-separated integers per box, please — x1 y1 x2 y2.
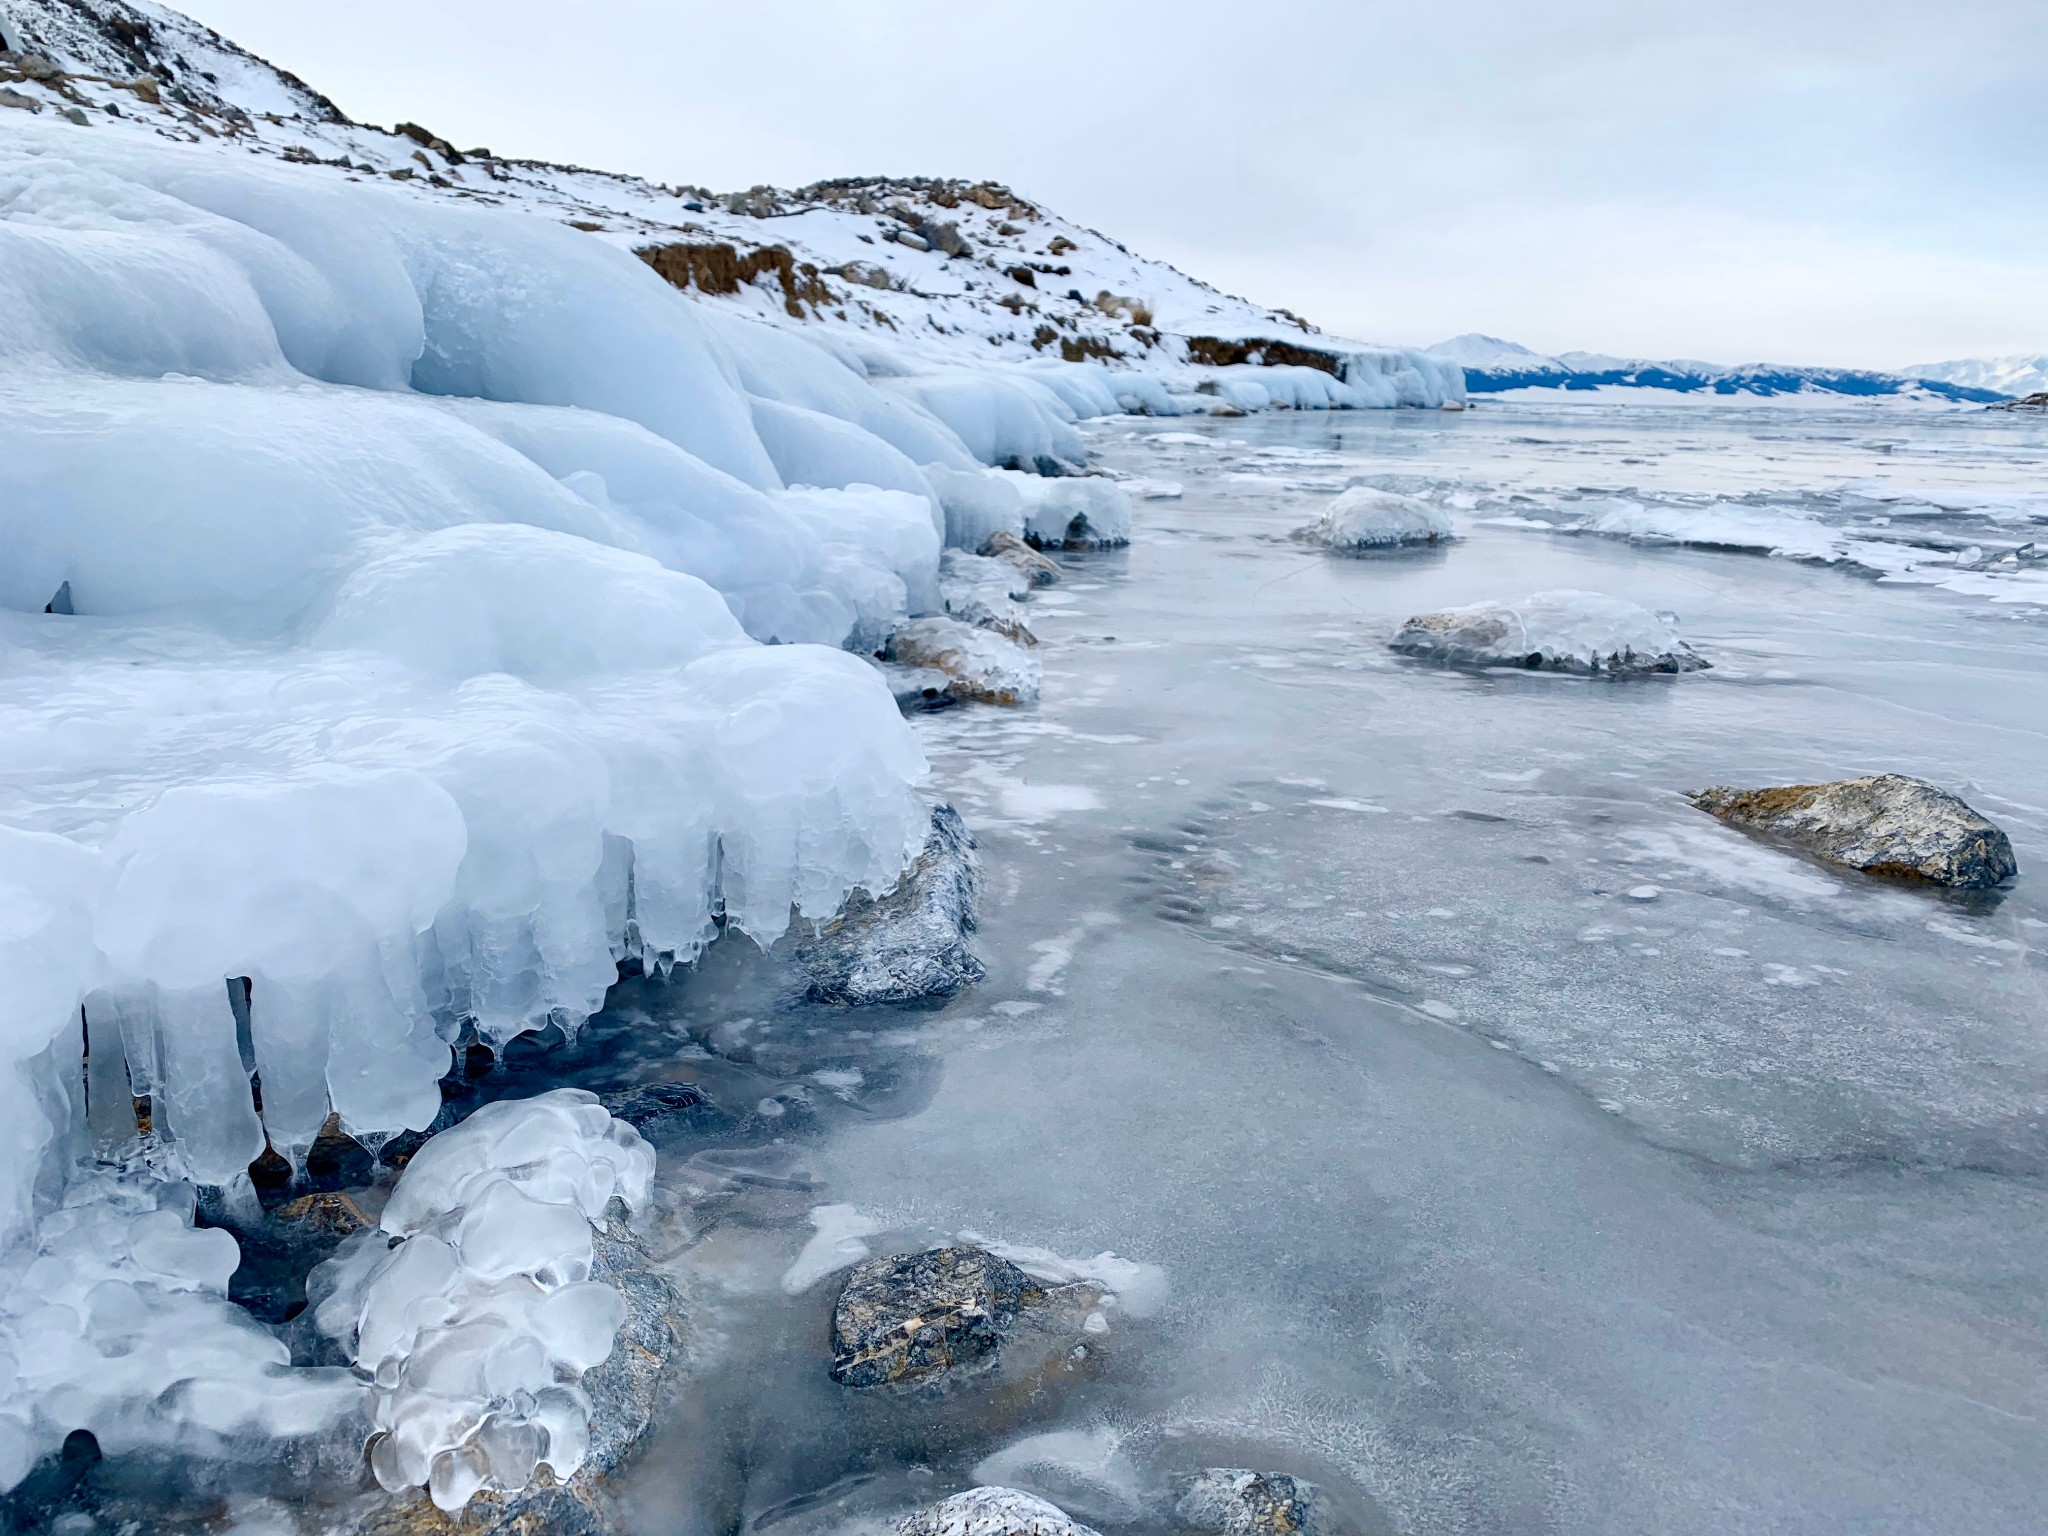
178 0 2048 368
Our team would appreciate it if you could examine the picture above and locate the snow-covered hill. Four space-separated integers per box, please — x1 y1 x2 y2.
1429 333 2009 406
0 0 1461 412
1907 353 2048 399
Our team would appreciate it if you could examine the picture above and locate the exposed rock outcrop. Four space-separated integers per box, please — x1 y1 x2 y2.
1686 774 2017 889
981 530 1064 587
797 803 984 1005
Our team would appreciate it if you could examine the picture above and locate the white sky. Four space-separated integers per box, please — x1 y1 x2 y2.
175 0 2048 369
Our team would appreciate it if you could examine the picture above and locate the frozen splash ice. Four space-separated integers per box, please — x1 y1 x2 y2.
311 1090 655 1512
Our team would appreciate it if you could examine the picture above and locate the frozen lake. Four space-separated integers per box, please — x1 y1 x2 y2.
620 402 2048 1536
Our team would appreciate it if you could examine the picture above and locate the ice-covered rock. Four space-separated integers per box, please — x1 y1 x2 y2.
309 1090 659 1514
885 618 1043 705
830 1246 1044 1388
1012 474 1133 550
941 549 1038 645
1685 775 2018 889
1294 487 1452 551
981 530 1064 587
898 1487 1103 1536
1390 591 1708 674
797 803 984 1005
1175 1470 1340 1536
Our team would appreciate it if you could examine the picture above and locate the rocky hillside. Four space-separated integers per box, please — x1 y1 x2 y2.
0 0 1461 408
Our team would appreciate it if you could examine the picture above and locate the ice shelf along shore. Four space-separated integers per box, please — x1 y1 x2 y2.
0 62 1460 1496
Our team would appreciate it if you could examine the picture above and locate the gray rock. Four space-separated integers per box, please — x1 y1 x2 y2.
922 220 973 258
0 85 41 111
1686 774 2017 889
797 804 984 1003
898 1487 1102 1536
831 1246 1042 1388
1175 1470 1338 1536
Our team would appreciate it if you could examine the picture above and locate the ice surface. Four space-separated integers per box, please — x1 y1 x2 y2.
798 402 2048 1535
312 1089 652 1511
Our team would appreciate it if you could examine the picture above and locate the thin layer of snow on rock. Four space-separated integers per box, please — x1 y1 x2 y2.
898 1487 1102 1536
310 1090 654 1513
886 618 1043 706
1390 591 1708 675
1295 487 1453 551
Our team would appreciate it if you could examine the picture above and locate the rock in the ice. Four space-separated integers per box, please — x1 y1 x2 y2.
1175 1470 1338 1536
831 1246 1043 1387
898 1487 1102 1536
798 803 984 1004
885 617 1042 705
1390 590 1707 674
1685 775 2017 889
982 529 1064 587
1295 487 1452 551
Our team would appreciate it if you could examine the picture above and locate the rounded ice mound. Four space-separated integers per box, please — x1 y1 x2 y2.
1296 486 1452 551
311 523 749 683
1390 590 1708 674
311 1089 654 1513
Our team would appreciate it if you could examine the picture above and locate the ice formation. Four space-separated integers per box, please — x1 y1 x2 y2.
1389 591 1708 674
0 1170 363 1491
310 1090 654 1512
1296 487 1453 550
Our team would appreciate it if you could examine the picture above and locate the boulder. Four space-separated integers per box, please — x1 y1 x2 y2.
830 1246 1043 1388
1176 1470 1338 1536
797 803 985 1005
980 529 1063 587
884 617 1041 706
1391 590 1706 675
899 1487 1102 1536
1686 774 2017 889
1295 487 1451 551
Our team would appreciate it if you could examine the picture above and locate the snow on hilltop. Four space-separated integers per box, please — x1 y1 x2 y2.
0 0 1461 409
1908 353 2048 399
0 0 1460 1508
1429 332 2011 406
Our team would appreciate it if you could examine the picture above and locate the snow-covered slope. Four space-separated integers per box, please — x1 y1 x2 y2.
1907 353 2048 398
1430 333 2009 406
0 0 1461 412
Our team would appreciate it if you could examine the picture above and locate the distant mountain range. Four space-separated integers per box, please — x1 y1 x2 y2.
1427 334 2013 405
1906 354 2048 398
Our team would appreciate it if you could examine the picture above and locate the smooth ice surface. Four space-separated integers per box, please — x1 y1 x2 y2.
619 402 2045 1536
312 1090 653 1511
